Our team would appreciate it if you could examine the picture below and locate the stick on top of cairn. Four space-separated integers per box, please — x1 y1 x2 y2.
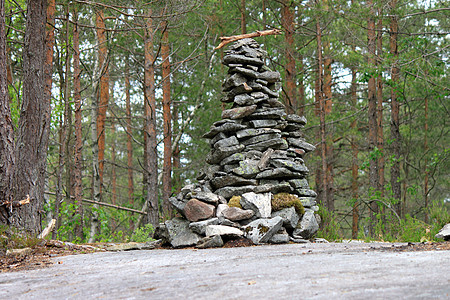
163 34 320 249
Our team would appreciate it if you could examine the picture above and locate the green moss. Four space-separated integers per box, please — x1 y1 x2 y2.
228 196 242 209
257 224 269 234
271 193 305 215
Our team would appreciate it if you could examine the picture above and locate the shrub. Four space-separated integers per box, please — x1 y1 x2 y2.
129 224 155 243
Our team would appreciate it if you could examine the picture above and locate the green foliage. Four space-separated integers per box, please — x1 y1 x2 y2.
129 224 155 243
271 193 305 215
228 196 242 209
316 204 342 242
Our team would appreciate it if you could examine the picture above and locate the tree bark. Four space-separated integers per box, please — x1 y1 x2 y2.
423 96 429 223
281 0 297 114
240 0 246 34
161 21 172 219
390 0 402 216
125 61 134 230
351 63 359 239
73 8 83 240
367 0 379 233
376 16 385 197
95 9 109 189
316 19 328 209
13 0 48 235
144 9 159 227
0 0 16 226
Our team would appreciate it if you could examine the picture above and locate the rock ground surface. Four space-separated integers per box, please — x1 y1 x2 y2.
1 242 449 299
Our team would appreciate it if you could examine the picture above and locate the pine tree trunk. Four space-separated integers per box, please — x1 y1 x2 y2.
144 10 159 227
161 22 172 219
95 10 109 189
125 62 134 231
13 0 48 235
316 20 328 209
73 9 83 240
367 0 378 234
240 0 246 34
351 66 359 239
281 0 297 114
389 0 402 216
0 0 16 226
376 17 385 197
423 96 429 223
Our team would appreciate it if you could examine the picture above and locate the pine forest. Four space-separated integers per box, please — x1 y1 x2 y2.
0 0 448 244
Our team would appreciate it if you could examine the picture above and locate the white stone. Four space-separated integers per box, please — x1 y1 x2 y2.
205 225 244 237
216 204 229 218
241 192 272 218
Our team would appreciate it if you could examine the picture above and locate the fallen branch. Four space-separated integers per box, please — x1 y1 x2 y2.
38 219 56 239
45 191 146 215
215 29 282 50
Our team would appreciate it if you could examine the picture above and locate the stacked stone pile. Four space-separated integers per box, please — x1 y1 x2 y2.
161 38 320 248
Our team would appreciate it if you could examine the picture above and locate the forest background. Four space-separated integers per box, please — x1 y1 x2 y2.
0 0 448 244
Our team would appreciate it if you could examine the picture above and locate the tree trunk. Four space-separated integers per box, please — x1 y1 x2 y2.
13 0 48 235
161 21 172 219
281 0 297 114
172 100 181 194
316 19 328 209
73 9 83 240
351 65 359 239
367 0 378 234
376 16 385 197
389 0 402 216
0 0 16 226
95 10 109 189
423 96 429 223
240 0 246 34
144 9 159 227
125 61 134 231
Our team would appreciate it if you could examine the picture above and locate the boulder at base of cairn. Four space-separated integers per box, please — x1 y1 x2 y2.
244 216 283 244
196 235 224 249
183 199 215 222
205 225 244 238
292 210 319 240
165 217 201 248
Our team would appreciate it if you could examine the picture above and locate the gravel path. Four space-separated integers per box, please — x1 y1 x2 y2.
1 242 449 299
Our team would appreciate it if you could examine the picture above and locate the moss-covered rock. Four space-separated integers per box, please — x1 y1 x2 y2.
228 196 242 209
271 193 305 215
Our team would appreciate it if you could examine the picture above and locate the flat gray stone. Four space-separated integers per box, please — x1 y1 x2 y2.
196 235 224 249
223 73 247 91
203 122 247 138
211 175 257 190
250 119 278 128
296 189 317 197
234 94 257 106
221 105 257 120
267 98 285 108
215 185 256 200
206 144 245 164
236 128 281 139
244 216 283 244
254 182 293 194
223 54 264 66
187 191 221 205
168 197 187 215
271 159 309 174
269 229 290 244
245 138 287 152
213 135 239 149
230 66 259 78
287 138 316 152
298 197 317 208
241 133 281 146
189 218 220 235
250 108 286 119
256 167 300 179
205 225 244 238
165 217 201 248
286 114 307 125
258 71 280 83
271 207 300 229
232 159 260 178
240 192 272 218
289 179 309 189
220 152 245 165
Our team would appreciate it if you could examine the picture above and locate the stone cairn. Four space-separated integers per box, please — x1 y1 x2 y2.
159 38 320 248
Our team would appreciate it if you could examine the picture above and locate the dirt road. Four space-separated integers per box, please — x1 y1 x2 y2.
1 242 449 299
